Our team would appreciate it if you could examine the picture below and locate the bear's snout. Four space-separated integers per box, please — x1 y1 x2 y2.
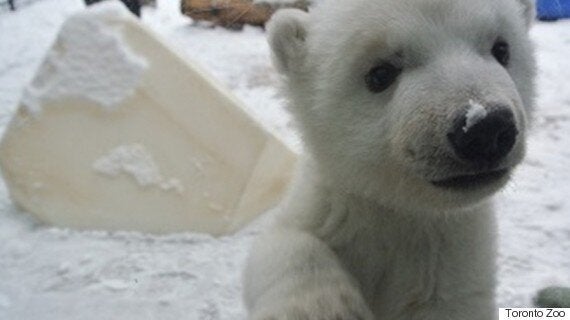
447 106 518 167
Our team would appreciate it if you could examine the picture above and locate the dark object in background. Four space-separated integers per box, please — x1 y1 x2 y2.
181 0 310 29
535 286 570 308
536 0 570 21
84 0 145 17
2 0 16 11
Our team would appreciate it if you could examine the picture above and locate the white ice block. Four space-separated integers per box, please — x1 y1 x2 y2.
0 1 296 235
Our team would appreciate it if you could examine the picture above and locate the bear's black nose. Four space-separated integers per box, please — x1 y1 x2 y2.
447 107 518 166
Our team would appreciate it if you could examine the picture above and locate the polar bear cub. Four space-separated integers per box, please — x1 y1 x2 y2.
244 0 536 319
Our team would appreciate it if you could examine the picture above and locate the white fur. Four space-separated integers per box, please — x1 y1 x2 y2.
244 0 536 319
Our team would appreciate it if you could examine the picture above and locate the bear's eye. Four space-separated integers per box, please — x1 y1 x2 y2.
492 40 510 67
365 63 402 93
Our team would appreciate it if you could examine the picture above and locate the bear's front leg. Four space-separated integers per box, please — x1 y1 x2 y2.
244 228 374 320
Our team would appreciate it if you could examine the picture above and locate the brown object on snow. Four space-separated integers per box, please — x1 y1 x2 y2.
181 0 310 29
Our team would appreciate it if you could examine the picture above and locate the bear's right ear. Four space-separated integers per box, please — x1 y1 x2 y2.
267 9 310 74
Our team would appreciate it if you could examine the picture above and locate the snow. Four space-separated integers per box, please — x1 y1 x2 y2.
21 1 147 115
0 1 569 319
93 143 185 193
463 99 488 132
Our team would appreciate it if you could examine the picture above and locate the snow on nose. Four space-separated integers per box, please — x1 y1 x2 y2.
463 100 488 133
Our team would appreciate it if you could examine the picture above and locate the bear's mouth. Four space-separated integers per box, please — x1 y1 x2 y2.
430 169 509 189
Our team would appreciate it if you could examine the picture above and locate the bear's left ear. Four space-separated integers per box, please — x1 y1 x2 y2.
267 9 310 75
516 0 536 29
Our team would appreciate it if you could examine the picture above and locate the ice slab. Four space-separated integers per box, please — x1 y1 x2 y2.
0 1 296 236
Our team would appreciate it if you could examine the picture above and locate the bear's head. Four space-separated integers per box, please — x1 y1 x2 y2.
268 0 536 211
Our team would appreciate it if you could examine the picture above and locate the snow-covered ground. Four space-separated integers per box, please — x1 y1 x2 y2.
0 1 568 319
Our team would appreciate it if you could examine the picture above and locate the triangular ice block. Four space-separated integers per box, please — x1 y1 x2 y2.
0 1 296 235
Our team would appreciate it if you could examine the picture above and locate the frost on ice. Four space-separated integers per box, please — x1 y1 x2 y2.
463 99 488 132
93 143 184 193
22 1 148 115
